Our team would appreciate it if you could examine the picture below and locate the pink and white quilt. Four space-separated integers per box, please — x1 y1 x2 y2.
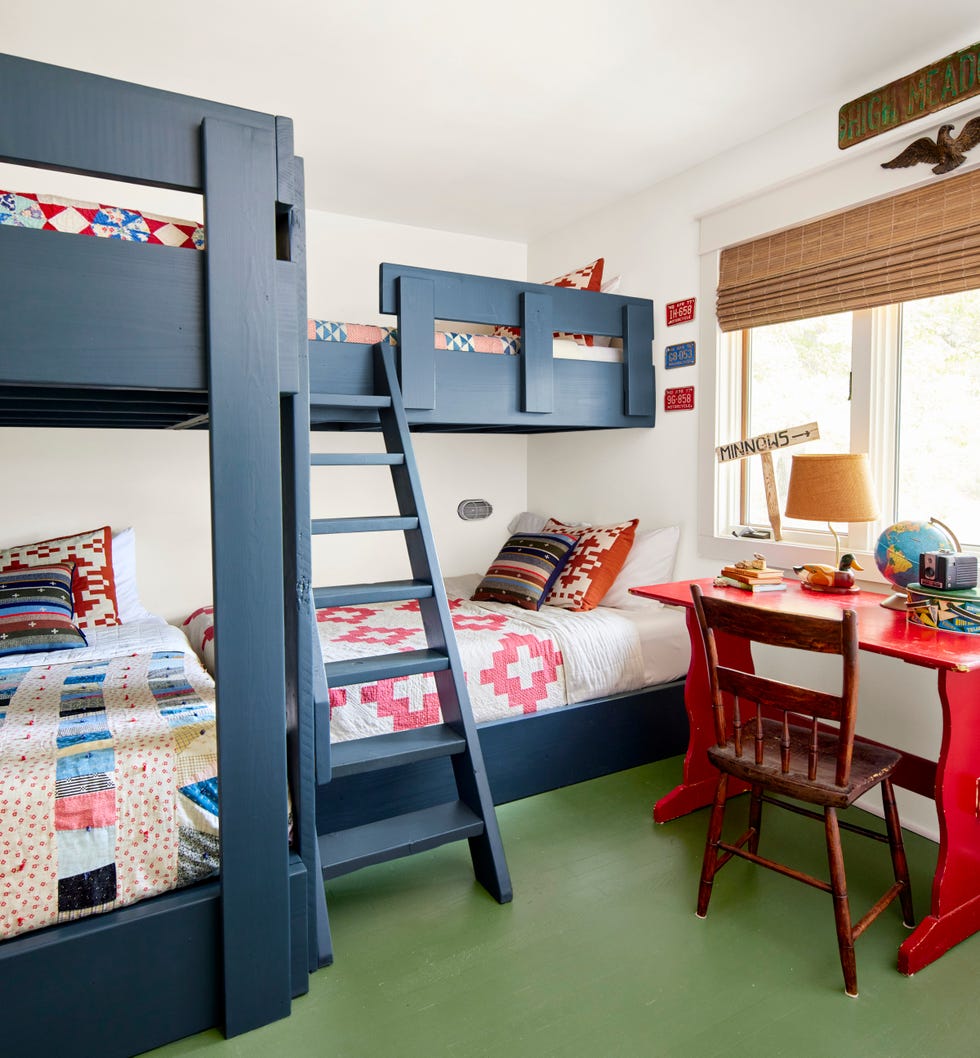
183 577 649 743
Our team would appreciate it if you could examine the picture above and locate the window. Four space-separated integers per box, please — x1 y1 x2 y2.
730 289 980 552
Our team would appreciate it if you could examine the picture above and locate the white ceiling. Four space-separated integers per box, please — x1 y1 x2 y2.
6 1 980 241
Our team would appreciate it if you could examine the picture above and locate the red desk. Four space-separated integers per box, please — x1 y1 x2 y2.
631 578 980 976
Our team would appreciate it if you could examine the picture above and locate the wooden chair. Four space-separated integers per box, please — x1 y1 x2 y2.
689 584 915 996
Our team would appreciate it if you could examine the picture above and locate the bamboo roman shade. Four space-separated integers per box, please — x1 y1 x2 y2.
716 167 980 332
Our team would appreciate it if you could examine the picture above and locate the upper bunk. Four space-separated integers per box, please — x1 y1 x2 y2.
0 51 303 426
308 263 656 433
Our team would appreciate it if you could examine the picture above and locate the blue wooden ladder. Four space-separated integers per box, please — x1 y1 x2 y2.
309 343 512 953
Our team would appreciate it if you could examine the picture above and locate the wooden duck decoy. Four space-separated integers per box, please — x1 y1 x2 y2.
793 553 863 592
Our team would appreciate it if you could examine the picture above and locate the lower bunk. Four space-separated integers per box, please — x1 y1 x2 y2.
0 528 305 1055
186 558 691 835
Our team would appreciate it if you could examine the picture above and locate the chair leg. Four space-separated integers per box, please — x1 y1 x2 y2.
881 778 915 927
697 773 728 918
825 807 858 996
748 783 764 855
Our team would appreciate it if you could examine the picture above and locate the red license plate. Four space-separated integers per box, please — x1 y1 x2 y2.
665 386 695 411
666 297 696 326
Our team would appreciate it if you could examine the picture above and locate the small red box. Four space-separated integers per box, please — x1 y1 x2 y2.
666 297 696 326
664 386 695 411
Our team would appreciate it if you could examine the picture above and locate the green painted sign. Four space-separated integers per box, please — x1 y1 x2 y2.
839 41 980 149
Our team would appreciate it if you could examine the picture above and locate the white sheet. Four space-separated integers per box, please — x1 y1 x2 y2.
552 337 622 363
0 616 192 668
445 575 689 699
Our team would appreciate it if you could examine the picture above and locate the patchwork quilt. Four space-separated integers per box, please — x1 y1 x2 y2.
308 319 522 356
0 641 218 940
0 189 205 250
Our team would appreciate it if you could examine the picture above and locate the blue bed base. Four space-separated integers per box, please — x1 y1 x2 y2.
316 683 688 832
0 52 313 1054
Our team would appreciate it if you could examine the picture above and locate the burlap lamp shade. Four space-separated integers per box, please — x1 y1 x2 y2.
784 453 880 567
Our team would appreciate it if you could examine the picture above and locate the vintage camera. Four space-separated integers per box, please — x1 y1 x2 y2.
919 550 978 591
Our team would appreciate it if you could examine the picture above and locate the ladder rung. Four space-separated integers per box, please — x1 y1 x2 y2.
325 648 449 687
314 580 434 608
311 453 405 466
312 516 418 535
310 393 391 409
318 801 485 879
329 725 467 779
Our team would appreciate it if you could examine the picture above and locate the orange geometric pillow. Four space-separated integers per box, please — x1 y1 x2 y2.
541 517 638 611
0 526 119 629
492 258 605 347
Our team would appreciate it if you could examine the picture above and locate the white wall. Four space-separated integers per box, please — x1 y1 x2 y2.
524 46 980 842
0 193 529 622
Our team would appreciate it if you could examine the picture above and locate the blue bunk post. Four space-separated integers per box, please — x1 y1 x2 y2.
202 116 292 1035
520 290 554 413
622 302 655 419
275 138 333 973
395 274 436 410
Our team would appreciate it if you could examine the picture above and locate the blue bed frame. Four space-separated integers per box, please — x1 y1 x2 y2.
308 263 657 432
0 53 314 1056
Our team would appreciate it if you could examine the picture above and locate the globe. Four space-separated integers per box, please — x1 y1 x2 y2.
874 519 956 607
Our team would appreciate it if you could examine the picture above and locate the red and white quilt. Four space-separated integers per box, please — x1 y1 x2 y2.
320 594 566 741
320 576 646 741
183 577 648 744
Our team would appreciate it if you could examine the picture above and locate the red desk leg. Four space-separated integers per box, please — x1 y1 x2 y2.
899 667 980 975
653 611 751 823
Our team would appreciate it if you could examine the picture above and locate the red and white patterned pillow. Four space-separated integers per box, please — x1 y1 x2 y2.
0 526 119 629
492 258 605 347
541 517 638 611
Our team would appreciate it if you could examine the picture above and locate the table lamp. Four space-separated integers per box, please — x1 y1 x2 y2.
784 453 880 590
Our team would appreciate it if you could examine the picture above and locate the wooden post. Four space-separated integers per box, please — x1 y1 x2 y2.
759 451 782 541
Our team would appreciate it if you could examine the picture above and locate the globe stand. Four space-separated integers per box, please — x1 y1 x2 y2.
880 591 908 611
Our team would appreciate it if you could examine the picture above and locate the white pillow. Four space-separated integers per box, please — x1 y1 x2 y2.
600 525 680 609
506 511 549 535
506 511 590 535
111 527 157 623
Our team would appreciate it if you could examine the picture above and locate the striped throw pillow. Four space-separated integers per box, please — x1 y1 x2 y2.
472 532 578 611
0 563 88 656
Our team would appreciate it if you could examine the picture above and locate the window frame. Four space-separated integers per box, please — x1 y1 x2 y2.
698 254 899 584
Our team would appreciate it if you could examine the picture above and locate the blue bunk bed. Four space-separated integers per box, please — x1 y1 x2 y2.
0 53 314 1056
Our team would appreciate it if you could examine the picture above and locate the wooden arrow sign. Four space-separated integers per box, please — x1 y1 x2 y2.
715 422 820 540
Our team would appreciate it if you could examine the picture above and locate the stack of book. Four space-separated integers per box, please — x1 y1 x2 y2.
714 564 787 593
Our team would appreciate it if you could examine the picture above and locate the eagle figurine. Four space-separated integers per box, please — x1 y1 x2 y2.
881 118 980 175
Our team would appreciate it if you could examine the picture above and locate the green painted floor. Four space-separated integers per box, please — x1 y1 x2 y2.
151 758 978 1058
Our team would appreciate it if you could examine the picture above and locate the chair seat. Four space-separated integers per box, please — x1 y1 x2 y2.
707 718 902 809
